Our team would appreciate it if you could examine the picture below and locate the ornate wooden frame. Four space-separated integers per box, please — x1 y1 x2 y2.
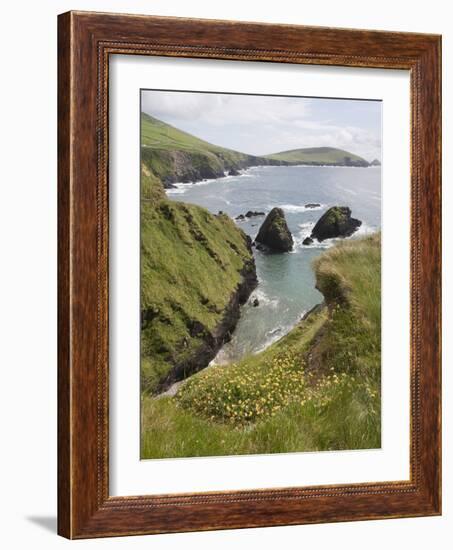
58 11 441 539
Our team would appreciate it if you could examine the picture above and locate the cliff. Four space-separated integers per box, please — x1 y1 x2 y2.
140 168 257 394
141 113 286 188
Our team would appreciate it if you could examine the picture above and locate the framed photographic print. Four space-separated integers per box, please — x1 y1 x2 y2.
58 11 441 538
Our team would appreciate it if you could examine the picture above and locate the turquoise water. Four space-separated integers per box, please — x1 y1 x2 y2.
167 165 381 363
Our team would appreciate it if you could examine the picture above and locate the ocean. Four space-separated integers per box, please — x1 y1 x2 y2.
167 165 381 364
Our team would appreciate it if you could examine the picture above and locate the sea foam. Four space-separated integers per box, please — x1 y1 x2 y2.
279 203 325 213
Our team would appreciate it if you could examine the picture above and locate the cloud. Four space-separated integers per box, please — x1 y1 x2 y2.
142 92 225 121
142 92 311 126
141 90 381 161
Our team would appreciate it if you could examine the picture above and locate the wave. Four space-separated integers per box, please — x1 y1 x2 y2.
166 187 188 195
280 203 325 213
292 221 378 251
165 179 217 194
253 319 297 354
248 289 279 309
353 221 377 238
165 170 255 195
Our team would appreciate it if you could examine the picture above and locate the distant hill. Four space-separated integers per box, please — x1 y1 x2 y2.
265 147 370 167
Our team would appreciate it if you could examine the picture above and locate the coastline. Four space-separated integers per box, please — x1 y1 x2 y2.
166 163 379 192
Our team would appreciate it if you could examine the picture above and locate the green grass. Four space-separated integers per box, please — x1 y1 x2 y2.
265 146 368 165
176 307 326 425
314 232 381 362
142 113 234 155
141 233 381 458
140 175 254 392
141 113 260 183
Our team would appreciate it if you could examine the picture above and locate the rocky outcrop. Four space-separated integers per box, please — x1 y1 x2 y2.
255 207 294 252
142 145 290 190
246 210 265 218
236 210 265 221
305 203 321 209
370 159 381 166
308 206 361 242
154 235 258 393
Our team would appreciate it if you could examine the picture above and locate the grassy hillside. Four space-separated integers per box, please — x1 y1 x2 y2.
141 167 257 393
141 233 381 458
265 146 369 166
142 112 242 156
141 113 277 186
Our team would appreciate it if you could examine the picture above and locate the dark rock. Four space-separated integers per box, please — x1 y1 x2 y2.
245 210 265 218
141 306 160 328
236 211 265 220
302 236 314 245
187 320 207 338
370 159 381 166
228 168 240 176
244 234 254 249
311 206 361 241
305 203 321 209
154 235 258 394
252 298 260 307
255 207 294 252
227 240 241 254
159 203 176 221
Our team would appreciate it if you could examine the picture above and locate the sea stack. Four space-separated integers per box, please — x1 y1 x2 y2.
309 206 361 242
255 207 293 252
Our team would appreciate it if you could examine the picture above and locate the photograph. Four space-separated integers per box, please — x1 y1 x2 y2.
140 90 382 459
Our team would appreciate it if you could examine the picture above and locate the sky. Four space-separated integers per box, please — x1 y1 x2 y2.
141 90 382 161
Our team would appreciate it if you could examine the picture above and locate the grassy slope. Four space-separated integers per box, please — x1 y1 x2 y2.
141 113 260 183
265 146 368 165
142 113 238 155
140 166 255 393
141 233 381 458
